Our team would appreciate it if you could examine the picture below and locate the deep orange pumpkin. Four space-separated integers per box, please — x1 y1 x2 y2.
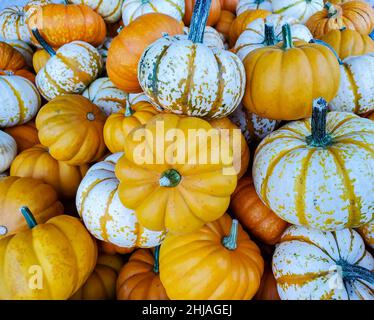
98 241 134 255
4 122 40 153
214 10 235 40
254 264 280 300
0 42 26 72
184 0 222 26
220 0 238 13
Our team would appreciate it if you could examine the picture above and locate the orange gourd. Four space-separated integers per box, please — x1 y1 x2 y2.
99 241 134 255
0 42 26 72
4 122 40 153
254 264 280 300
214 10 235 40
184 0 222 26
32 49 50 73
220 0 238 13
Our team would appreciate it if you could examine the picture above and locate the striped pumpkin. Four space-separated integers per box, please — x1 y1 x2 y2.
68 0 124 23
121 0 185 26
76 153 166 248
2 40 34 67
357 221 374 250
0 6 31 43
330 53 374 115
253 99 374 231
272 0 324 24
236 0 273 15
83 77 127 116
183 26 225 49
0 75 41 128
273 225 374 300
0 131 17 174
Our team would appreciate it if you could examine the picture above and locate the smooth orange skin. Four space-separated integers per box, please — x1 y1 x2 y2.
254 264 280 300
103 101 159 153
0 42 26 71
242 41 340 120
36 95 107 166
214 10 235 40
107 13 184 93
159 214 264 300
229 9 270 47
219 0 238 13
230 176 288 245
4 122 40 153
0 176 64 239
98 241 134 255
320 29 374 59
32 49 50 73
27 4 106 47
184 0 222 26
117 249 168 300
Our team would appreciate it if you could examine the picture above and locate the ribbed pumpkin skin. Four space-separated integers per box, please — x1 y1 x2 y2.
0 176 64 239
236 0 273 15
107 13 184 93
68 0 123 23
220 0 238 13
0 42 26 72
242 41 340 120
27 3 106 47
2 39 34 67
10 144 88 199
32 49 50 73
4 122 40 153
36 95 106 165
0 215 97 300
103 101 159 153
230 176 288 244
99 240 134 255
273 225 374 300
117 249 168 300
160 214 264 300
254 265 280 300
214 10 235 40
0 6 31 43
272 0 324 24
357 221 374 250
253 112 374 231
0 131 17 174
184 0 221 26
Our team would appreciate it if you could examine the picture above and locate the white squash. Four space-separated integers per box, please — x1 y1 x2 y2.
0 131 17 174
76 153 165 248
272 0 323 24
273 225 374 300
128 92 151 105
1 39 34 67
68 0 124 23
357 221 374 250
237 0 272 15
183 26 225 49
0 75 41 128
0 6 31 44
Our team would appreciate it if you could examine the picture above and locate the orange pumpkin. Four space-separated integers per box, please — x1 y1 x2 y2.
107 13 184 93
220 0 238 13
254 264 280 300
230 176 288 244
32 49 50 73
0 69 36 83
117 247 168 300
184 0 222 26
98 241 134 255
0 42 26 72
4 122 39 153
214 10 235 40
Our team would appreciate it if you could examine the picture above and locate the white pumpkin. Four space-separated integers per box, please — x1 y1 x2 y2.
272 0 323 24
0 75 41 128
0 131 17 174
273 225 374 300
68 0 124 23
1 39 34 67
82 77 127 116
0 6 31 44
330 53 374 115
183 26 225 49
121 0 185 26
237 0 272 15
76 152 165 248
128 92 151 105
234 14 313 60
357 221 374 250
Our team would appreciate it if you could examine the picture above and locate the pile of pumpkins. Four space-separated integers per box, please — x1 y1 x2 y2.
0 0 373 300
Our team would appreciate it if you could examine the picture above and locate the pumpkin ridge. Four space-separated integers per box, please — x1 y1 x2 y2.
333 138 374 155
99 188 116 241
276 270 331 287
342 63 360 114
329 115 356 134
0 76 26 123
181 44 197 114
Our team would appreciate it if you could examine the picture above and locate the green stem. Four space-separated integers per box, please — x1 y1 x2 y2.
309 38 343 65
31 28 56 56
325 2 338 18
338 260 374 285
281 24 293 50
159 169 181 187
264 24 276 46
124 94 134 117
188 0 212 43
306 98 333 148
222 219 238 250
20 206 38 229
153 245 160 274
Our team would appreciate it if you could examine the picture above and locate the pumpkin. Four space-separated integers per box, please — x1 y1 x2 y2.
236 0 272 15
183 25 225 49
107 13 183 93
0 176 64 238
32 49 50 73
357 221 374 250
228 9 270 47
209 117 250 178
36 94 106 165
184 0 221 26
4 122 40 153
70 252 123 300
0 69 36 84
27 3 106 47
253 98 374 230
306 1 374 38
330 53 374 115
234 14 313 60
220 0 238 13
0 75 41 128
272 0 324 24
103 101 159 153
83 77 127 116
242 24 340 120
76 153 166 247
0 131 17 174
116 113 238 233
117 246 168 300
32 30 103 101
98 240 134 255
10 144 88 199
230 176 288 244
214 10 235 40
68 0 123 23
24 0 66 21
319 28 374 60
254 264 280 300
0 42 27 72
0 6 31 43
122 0 185 26
0 207 97 300
160 214 264 299
2 39 34 67
273 225 374 300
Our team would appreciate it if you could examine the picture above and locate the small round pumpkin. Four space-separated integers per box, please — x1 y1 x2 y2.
0 42 26 73
183 25 226 49
32 49 50 73
4 122 40 153
0 6 31 43
36 94 106 166
357 221 374 250
0 131 17 174
2 39 34 67
236 0 273 15
214 10 235 40
272 0 324 24
98 240 134 255
184 0 221 26
68 0 123 23
254 264 280 300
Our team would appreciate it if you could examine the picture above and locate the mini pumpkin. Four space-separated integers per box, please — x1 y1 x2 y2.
98 240 134 255
214 10 235 40
183 25 225 49
236 0 272 15
32 49 50 73
68 0 123 23
272 0 324 24
0 42 27 73
220 0 238 13
357 221 374 250
0 6 31 43
184 0 221 26
4 122 40 153
0 131 17 174
2 39 34 67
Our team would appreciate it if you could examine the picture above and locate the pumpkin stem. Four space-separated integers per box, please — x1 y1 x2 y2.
264 24 276 46
222 219 238 250
31 28 56 57
124 94 134 117
306 98 333 148
159 169 181 187
20 206 37 229
281 24 293 50
0 225 8 236
309 38 343 65
338 260 374 285
325 2 338 18
153 245 160 274
188 0 212 43
0 69 14 76
86 112 96 121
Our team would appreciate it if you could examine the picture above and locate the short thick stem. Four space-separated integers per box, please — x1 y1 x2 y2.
325 2 338 18
264 24 276 46
159 169 181 187
153 245 160 274
222 219 238 250
188 0 212 43
124 95 134 117
20 206 38 229
338 260 374 285
281 24 293 50
31 28 56 56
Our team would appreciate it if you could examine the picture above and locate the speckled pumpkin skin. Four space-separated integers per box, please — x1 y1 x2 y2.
272 0 324 24
273 225 374 300
0 6 31 44
357 221 374 250
253 111 374 230
236 0 273 15
0 131 17 174
68 0 123 23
